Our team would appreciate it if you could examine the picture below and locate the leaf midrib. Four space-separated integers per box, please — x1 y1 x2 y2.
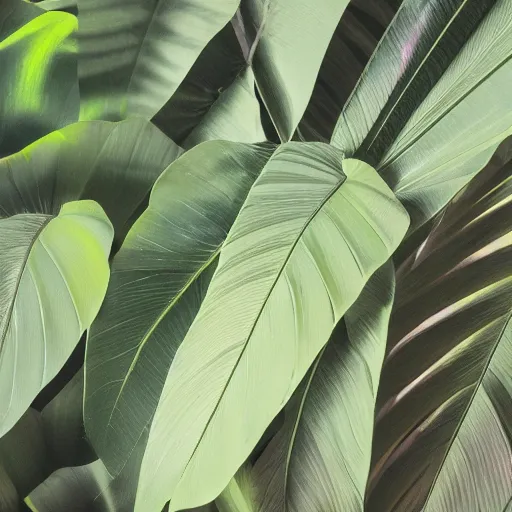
422 308 512 510
101 244 223 443
170 169 348 506
0 215 52 355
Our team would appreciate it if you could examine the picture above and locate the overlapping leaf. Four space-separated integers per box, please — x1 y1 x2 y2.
85 140 274 476
332 0 512 231
0 118 181 241
367 138 512 511
77 0 240 121
240 0 351 141
251 262 395 512
298 0 397 142
135 145 409 512
151 22 259 146
0 2 79 157
0 201 113 436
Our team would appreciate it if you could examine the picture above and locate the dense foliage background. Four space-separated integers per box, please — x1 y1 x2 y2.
0 0 511 511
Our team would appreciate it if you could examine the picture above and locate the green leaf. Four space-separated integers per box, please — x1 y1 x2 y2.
41 368 95 468
0 118 181 242
331 0 512 232
241 0 351 141
0 409 49 500
0 200 113 437
135 145 409 512
34 0 78 15
151 22 247 145
85 140 275 476
77 0 241 121
0 5 79 157
183 67 265 148
299 0 397 142
366 138 512 511
26 429 148 512
216 466 256 512
252 262 395 512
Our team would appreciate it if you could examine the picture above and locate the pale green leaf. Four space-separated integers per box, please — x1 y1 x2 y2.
332 0 512 232
135 145 409 512
85 140 275 476
242 0 351 141
0 6 78 157
0 200 113 437
252 262 395 512
77 0 240 121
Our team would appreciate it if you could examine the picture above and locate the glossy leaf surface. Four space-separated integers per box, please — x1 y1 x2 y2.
332 0 512 231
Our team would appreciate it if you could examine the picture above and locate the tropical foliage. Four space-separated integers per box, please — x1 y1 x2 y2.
0 0 511 511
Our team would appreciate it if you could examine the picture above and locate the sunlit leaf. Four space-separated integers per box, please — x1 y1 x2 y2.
0 201 113 437
135 146 409 512
0 4 78 157
0 118 181 243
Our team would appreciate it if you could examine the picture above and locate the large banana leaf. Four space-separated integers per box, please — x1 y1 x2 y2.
135 145 409 512
251 262 394 512
0 118 181 242
77 0 240 121
0 3 79 157
366 138 512 511
240 0 351 141
0 201 113 437
331 0 512 232
85 140 274 476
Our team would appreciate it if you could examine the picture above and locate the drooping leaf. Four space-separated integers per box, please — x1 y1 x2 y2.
77 0 241 121
0 201 113 437
135 146 409 512
252 262 395 512
0 118 181 243
366 137 512 511
85 140 275 476
0 4 79 157
331 0 512 232
240 0 351 141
